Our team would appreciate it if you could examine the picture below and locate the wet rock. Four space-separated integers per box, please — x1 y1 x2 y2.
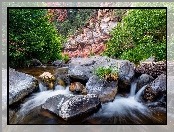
143 74 166 103
54 67 70 87
52 60 63 67
135 60 166 78
9 68 38 105
136 74 154 92
38 72 56 90
68 56 135 88
30 59 43 66
86 75 118 102
42 94 100 121
69 82 87 95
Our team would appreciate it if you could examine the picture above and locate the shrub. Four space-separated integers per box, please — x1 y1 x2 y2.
104 9 166 64
9 9 66 68
93 63 119 81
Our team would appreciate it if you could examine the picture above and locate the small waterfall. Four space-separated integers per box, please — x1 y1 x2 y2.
129 81 137 97
39 83 47 92
19 85 71 116
134 85 147 101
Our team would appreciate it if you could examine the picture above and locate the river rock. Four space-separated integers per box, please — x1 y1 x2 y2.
52 60 63 67
69 82 87 95
135 60 166 78
42 94 100 121
68 55 135 88
9 68 38 105
86 75 118 102
30 59 43 66
143 74 166 103
38 72 56 90
136 74 154 92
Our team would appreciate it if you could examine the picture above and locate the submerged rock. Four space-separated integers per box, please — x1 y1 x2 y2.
143 74 166 103
86 75 118 102
9 68 38 105
68 55 135 88
42 94 100 121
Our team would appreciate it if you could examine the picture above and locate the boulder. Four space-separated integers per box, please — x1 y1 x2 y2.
143 74 166 103
86 75 118 102
42 94 100 121
68 55 135 88
9 68 38 105
136 74 154 92
54 67 70 87
38 72 56 90
52 60 63 67
69 82 87 95
135 60 166 78
30 59 43 66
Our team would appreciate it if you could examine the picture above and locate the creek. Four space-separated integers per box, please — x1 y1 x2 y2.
10 66 166 124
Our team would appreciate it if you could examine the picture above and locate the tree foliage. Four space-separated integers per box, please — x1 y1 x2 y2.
9 9 66 68
104 9 166 64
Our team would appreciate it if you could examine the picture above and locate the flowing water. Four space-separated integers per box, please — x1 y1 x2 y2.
10 66 166 124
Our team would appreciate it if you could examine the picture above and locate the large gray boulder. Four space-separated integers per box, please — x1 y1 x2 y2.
143 74 166 103
42 94 100 121
9 68 38 105
86 75 118 102
68 55 135 88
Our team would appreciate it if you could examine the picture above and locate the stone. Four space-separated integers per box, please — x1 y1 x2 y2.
86 75 118 102
143 74 166 103
136 74 154 92
135 60 166 78
30 59 43 66
9 68 38 105
38 72 56 90
42 94 100 121
52 60 63 67
68 56 135 89
69 82 87 95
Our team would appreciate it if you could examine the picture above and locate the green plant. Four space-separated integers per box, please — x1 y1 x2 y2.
9 9 65 68
62 54 69 63
93 63 119 81
104 9 166 64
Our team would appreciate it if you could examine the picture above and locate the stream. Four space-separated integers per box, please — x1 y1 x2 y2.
10 66 166 124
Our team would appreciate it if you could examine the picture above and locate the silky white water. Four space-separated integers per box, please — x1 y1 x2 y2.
19 85 72 116
91 82 151 124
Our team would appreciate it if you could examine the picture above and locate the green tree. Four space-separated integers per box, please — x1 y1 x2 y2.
9 8 65 68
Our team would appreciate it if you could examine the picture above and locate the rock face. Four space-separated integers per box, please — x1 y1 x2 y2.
9 68 38 105
38 72 56 90
69 82 87 95
42 94 100 120
136 74 154 92
86 75 118 102
143 74 166 103
135 60 166 78
68 56 135 88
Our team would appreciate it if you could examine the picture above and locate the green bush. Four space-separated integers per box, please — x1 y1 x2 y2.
9 9 66 68
104 9 166 64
